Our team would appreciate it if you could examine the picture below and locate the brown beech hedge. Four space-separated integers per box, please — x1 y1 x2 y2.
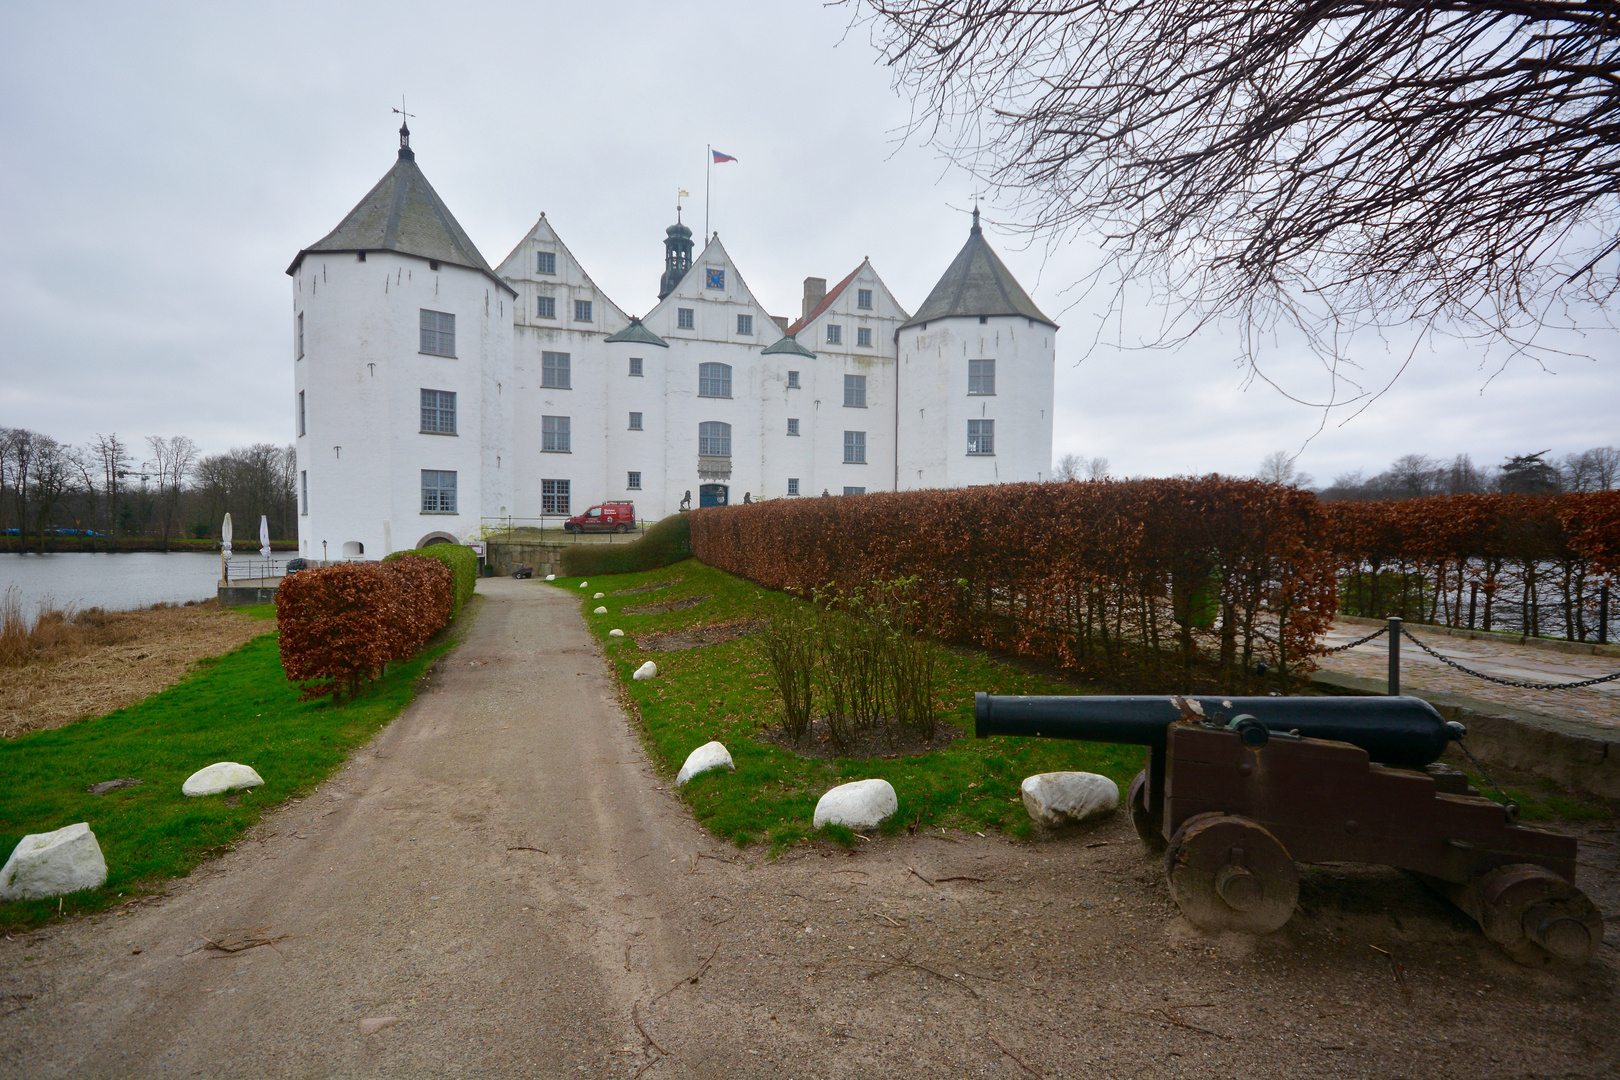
1324 492 1619 639
692 478 1338 686
276 555 453 699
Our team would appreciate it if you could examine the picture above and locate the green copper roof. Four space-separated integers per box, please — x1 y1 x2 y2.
605 318 668 348
900 218 1053 330
287 150 513 294
762 335 816 358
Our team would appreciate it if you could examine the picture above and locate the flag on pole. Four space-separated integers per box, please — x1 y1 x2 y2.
711 149 737 163
678 189 690 197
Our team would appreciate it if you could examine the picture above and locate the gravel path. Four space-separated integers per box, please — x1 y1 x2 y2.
1 579 1616 1078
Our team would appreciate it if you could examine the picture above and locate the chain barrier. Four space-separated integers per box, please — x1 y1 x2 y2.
1398 628 1620 691
1321 626 1388 654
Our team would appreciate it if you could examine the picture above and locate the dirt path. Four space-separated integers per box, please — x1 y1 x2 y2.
2 578 1616 1078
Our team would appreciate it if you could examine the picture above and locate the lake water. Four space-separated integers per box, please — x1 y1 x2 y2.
0 552 228 617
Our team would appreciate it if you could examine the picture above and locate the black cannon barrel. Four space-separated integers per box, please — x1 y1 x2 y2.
974 693 1458 769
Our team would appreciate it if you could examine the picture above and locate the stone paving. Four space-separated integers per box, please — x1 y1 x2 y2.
1316 620 1620 731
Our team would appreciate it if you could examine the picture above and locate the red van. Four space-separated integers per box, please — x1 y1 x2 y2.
563 502 637 534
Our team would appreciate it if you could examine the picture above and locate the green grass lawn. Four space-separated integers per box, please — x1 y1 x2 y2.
0 603 468 929
555 561 1144 851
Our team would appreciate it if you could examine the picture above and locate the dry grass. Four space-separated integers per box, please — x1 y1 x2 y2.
0 592 268 739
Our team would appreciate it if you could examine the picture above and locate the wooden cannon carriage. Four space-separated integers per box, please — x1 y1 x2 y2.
975 693 1602 966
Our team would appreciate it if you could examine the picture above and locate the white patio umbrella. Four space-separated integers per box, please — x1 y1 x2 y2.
259 515 271 558
221 512 233 559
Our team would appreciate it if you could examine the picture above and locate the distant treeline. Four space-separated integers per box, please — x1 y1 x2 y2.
0 427 295 552
1314 448 1618 501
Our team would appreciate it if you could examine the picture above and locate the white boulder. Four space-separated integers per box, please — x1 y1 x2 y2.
0 822 108 900
594 592 605 599
676 741 735 785
545 574 555 581
813 779 898 831
594 606 608 614
608 629 625 637
1020 772 1119 828
579 581 588 589
182 762 265 797
633 661 658 681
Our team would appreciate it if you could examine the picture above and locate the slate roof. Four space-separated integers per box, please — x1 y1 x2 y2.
761 335 816 359
287 150 514 294
900 220 1054 330
604 318 669 348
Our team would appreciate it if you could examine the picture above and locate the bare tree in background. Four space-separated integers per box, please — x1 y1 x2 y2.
1 428 40 552
855 1 1620 398
94 433 130 541
1257 451 1313 489
1083 456 1109 481
1053 452 1082 481
146 435 198 550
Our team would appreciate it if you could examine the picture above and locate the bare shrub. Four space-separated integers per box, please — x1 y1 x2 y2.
757 607 816 743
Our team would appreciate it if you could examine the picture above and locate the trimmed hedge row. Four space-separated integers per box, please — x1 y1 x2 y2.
385 543 478 618
691 479 1337 688
276 557 452 699
559 514 692 577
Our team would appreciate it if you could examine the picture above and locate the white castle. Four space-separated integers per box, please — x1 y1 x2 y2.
288 124 1056 559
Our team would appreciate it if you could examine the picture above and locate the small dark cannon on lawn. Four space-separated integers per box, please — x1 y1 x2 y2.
975 692 1601 966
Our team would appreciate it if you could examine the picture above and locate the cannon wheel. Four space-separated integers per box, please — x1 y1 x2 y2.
1472 864 1602 967
1127 770 1165 852
1165 813 1298 934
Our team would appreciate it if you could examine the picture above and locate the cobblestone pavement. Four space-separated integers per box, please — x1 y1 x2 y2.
1317 621 1620 730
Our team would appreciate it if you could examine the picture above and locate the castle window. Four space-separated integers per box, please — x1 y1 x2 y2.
629 411 643 430
969 358 996 395
737 314 753 335
297 391 306 436
787 418 799 436
536 295 555 319
296 312 304 359
542 415 571 453
843 430 866 464
787 370 800 389
699 421 731 457
627 471 642 490
968 418 995 455
421 470 457 513
678 308 695 329
629 356 643 376
419 309 456 357
542 351 571 389
300 470 308 515
541 478 570 514
574 299 593 322
536 251 556 275
844 374 866 408
698 362 732 398
787 478 799 495
857 288 873 309
844 486 866 496
979 315 988 324
857 327 873 348
420 388 457 434
826 324 842 345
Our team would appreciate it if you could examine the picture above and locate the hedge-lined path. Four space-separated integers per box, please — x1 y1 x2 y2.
1318 619 1620 730
2 578 1616 1078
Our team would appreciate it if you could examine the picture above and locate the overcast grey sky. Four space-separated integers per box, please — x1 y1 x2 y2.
2 1 1613 484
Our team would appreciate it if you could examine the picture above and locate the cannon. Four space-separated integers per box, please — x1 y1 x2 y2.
975 692 1602 966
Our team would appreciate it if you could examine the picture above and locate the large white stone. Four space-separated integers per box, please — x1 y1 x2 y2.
676 741 735 786
633 661 658 681
594 592 605 599
1020 772 1119 827
594 606 608 614
579 581 589 589
608 629 625 637
545 574 555 581
0 822 108 900
813 779 898 831
182 762 265 797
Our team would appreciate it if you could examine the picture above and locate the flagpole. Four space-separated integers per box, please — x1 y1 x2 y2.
705 144 711 242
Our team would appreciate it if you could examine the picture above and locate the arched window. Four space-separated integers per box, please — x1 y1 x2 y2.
698 421 731 457
698 362 732 398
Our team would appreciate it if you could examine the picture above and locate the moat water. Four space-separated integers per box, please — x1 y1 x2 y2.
0 552 226 619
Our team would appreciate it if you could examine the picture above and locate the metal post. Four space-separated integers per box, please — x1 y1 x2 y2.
1601 583 1610 646
1387 616 1401 696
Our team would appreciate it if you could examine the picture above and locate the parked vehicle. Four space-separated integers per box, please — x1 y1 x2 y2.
511 565 534 579
285 557 310 573
563 502 636 534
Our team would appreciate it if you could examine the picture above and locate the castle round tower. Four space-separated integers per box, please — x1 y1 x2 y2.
286 123 514 561
894 209 1055 490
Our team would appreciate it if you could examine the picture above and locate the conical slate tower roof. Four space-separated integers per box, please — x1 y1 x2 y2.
287 129 510 293
900 210 1054 330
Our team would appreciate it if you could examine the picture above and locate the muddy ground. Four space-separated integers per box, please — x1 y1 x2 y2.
0 578 1613 1078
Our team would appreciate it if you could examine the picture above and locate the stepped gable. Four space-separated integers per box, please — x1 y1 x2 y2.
287 123 512 295
900 209 1053 330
